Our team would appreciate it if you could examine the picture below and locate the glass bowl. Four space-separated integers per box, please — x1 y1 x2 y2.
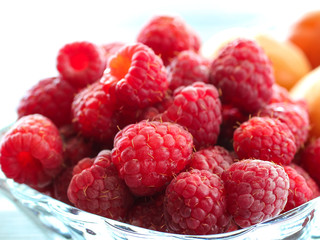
1 125 320 240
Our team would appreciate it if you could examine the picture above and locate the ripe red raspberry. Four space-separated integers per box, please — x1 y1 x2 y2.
222 159 290 228
17 77 77 127
126 194 167 232
67 150 134 221
189 146 234 177
57 41 106 89
0 114 64 188
164 169 230 235
100 43 168 109
112 120 193 196
283 165 313 212
233 117 296 165
258 102 310 149
71 82 118 143
210 38 274 113
290 163 320 199
217 104 248 150
269 84 296 104
100 42 125 63
53 167 73 205
137 15 201 66
167 50 210 91
300 138 320 186
162 82 222 149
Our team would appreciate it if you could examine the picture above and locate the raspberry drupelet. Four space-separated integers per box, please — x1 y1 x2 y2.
162 82 222 149
137 15 201 66
222 159 290 228
100 43 168 109
233 116 297 165
57 41 106 89
0 114 64 188
67 150 134 221
210 38 274 113
164 169 230 235
111 120 194 196
17 76 77 127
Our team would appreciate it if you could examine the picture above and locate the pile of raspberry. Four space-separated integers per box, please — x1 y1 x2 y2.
1 14 319 235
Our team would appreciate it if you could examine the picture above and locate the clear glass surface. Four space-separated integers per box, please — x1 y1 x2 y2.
0 126 320 240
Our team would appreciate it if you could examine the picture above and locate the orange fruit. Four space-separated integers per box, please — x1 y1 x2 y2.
255 34 311 90
288 11 320 69
290 66 320 138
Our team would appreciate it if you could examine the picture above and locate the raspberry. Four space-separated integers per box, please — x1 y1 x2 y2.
67 150 134 221
189 146 234 177
53 167 73 205
164 169 230 235
59 124 97 167
0 114 64 188
233 116 297 165
100 42 125 63
283 165 313 212
258 102 310 149
100 43 168 109
222 159 290 228
112 120 193 196
71 82 118 143
162 82 222 149
137 15 201 66
269 84 296 104
290 163 320 199
167 50 210 91
17 77 77 127
126 194 167 232
210 38 274 113
217 104 248 150
57 41 106 89
300 138 320 186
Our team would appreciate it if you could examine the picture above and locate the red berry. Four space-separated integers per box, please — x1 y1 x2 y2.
283 165 313 212
233 117 297 165
300 138 320 187
189 146 234 177
17 77 77 127
112 120 194 196
210 38 274 113
71 82 118 143
162 82 222 149
137 15 201 66
59 124 98 167
0 114 64 188
269 84 296 104
167 50 210 91
57 41 106 89
290 163 320 199
53 167 73 205
222 159 290 228
258 102 310 149
67 150 134 221
164 169 230 235
217 104 248 150
100 43 168 109
126 194 167 232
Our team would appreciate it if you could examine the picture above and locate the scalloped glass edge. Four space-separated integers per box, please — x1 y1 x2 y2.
0 126 320 239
